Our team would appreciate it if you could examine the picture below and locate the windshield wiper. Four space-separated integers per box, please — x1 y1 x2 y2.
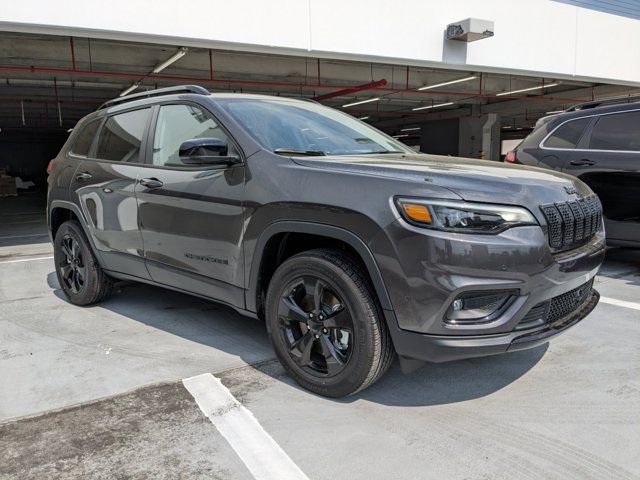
369 150 405 154
274 148 326 157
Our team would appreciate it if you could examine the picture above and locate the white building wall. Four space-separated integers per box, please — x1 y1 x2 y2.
1 0 638 86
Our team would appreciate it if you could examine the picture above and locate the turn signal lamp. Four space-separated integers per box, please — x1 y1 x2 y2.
400 203 432 224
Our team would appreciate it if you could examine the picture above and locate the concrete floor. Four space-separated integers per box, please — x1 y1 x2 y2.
1 194 639 480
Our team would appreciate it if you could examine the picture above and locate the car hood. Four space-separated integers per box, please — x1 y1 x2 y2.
292 153 591 210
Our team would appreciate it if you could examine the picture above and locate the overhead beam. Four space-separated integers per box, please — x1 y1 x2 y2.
312 79 387 101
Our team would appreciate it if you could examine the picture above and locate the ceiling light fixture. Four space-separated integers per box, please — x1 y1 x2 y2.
119 82 140 97
359 116 370 120
152 47 188 74
417 75 477 91
401 127 421 131
119 47 189 97
496 82 559 97
342 97 380 108
393 134 409 138
412 102 454 111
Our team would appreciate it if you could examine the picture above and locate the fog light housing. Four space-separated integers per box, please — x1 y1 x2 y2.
445 291 516 325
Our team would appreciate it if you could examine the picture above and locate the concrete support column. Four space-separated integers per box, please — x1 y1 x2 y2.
481 113 500 161
458 112 501 161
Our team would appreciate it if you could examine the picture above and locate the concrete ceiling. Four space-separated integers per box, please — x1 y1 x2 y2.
1 31 639 142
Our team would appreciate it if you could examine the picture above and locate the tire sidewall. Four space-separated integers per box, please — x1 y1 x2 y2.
265 254 380 397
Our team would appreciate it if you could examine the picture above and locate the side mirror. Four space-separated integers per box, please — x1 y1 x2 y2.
178 138 240 166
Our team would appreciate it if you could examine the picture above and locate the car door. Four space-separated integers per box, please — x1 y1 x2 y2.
563 109 640 244
70 107 152 279
136 102 246 307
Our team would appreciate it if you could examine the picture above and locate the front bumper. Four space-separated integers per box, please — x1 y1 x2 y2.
370 219 605 363
384 289 598 363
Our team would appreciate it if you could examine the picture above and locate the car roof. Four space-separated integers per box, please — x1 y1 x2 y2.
93 91 315 118
539 99 640 127
74 88 318 133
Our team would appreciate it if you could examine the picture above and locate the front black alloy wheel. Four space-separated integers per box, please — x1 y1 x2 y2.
265 249 394 397
278 275 354 377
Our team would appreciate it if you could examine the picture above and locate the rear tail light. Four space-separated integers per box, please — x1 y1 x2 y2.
504 150 517 163
47 159 55 174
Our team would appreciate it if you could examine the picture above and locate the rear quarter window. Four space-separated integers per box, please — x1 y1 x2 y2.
543 117 591 149
70 119 101 157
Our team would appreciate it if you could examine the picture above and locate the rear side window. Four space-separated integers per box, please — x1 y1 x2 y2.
589 111 640 151
95 108 151 162
543 118 590 149
70 119 100 157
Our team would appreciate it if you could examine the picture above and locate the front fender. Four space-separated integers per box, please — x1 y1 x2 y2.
245 219 393 313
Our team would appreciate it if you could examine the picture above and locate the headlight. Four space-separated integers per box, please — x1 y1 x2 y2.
395 197 538 233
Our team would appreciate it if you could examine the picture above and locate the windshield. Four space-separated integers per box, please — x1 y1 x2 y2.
215 97 413 156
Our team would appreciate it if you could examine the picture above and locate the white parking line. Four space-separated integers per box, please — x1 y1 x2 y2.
0 211 43 216
4 220 44 225
0 256 54 264
0 233 49 240
183 373 309 480
600 297 640 311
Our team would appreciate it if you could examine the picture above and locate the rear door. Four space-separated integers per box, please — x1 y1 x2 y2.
136 102 246 307
564 109 640 243
70 107 152 278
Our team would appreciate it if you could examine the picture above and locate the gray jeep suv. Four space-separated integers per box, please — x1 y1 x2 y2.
47 85 604 397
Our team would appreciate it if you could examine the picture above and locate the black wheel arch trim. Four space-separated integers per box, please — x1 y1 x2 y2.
246 221 393 313
48 200 98 252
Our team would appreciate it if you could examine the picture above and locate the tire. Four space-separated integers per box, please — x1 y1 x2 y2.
53 220 113 306
265 249 394 397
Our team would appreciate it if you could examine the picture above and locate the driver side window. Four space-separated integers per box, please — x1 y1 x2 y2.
153 104 228 167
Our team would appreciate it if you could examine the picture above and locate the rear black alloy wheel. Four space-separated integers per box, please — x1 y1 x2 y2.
54 220 113 306
278 275 354 377
59 234 86 294
265 249 394 397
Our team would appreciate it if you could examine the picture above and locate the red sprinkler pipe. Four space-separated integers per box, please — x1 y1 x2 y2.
312 79 388 101
0 65 590 104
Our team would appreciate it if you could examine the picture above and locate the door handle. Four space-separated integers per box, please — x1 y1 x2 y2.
570 159 595 166
75 172 92 182
139 177 164 189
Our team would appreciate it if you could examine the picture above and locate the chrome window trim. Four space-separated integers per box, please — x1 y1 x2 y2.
539 107 640 154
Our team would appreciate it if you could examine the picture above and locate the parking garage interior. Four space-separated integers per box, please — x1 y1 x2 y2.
1 31 640 208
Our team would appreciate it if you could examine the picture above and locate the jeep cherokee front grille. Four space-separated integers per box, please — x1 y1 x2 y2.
540 195 602 250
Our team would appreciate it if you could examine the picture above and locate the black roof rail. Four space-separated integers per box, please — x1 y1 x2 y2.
98 85 209 110
566 94 640 112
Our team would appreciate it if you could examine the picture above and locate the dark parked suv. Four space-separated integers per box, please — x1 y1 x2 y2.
47 85 604 397
505 95 640 246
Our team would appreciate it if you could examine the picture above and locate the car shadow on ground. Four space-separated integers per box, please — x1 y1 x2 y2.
47 271 548 407
353 344 547 407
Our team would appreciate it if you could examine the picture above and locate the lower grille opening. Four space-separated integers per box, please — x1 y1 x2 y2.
515 279 595 331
